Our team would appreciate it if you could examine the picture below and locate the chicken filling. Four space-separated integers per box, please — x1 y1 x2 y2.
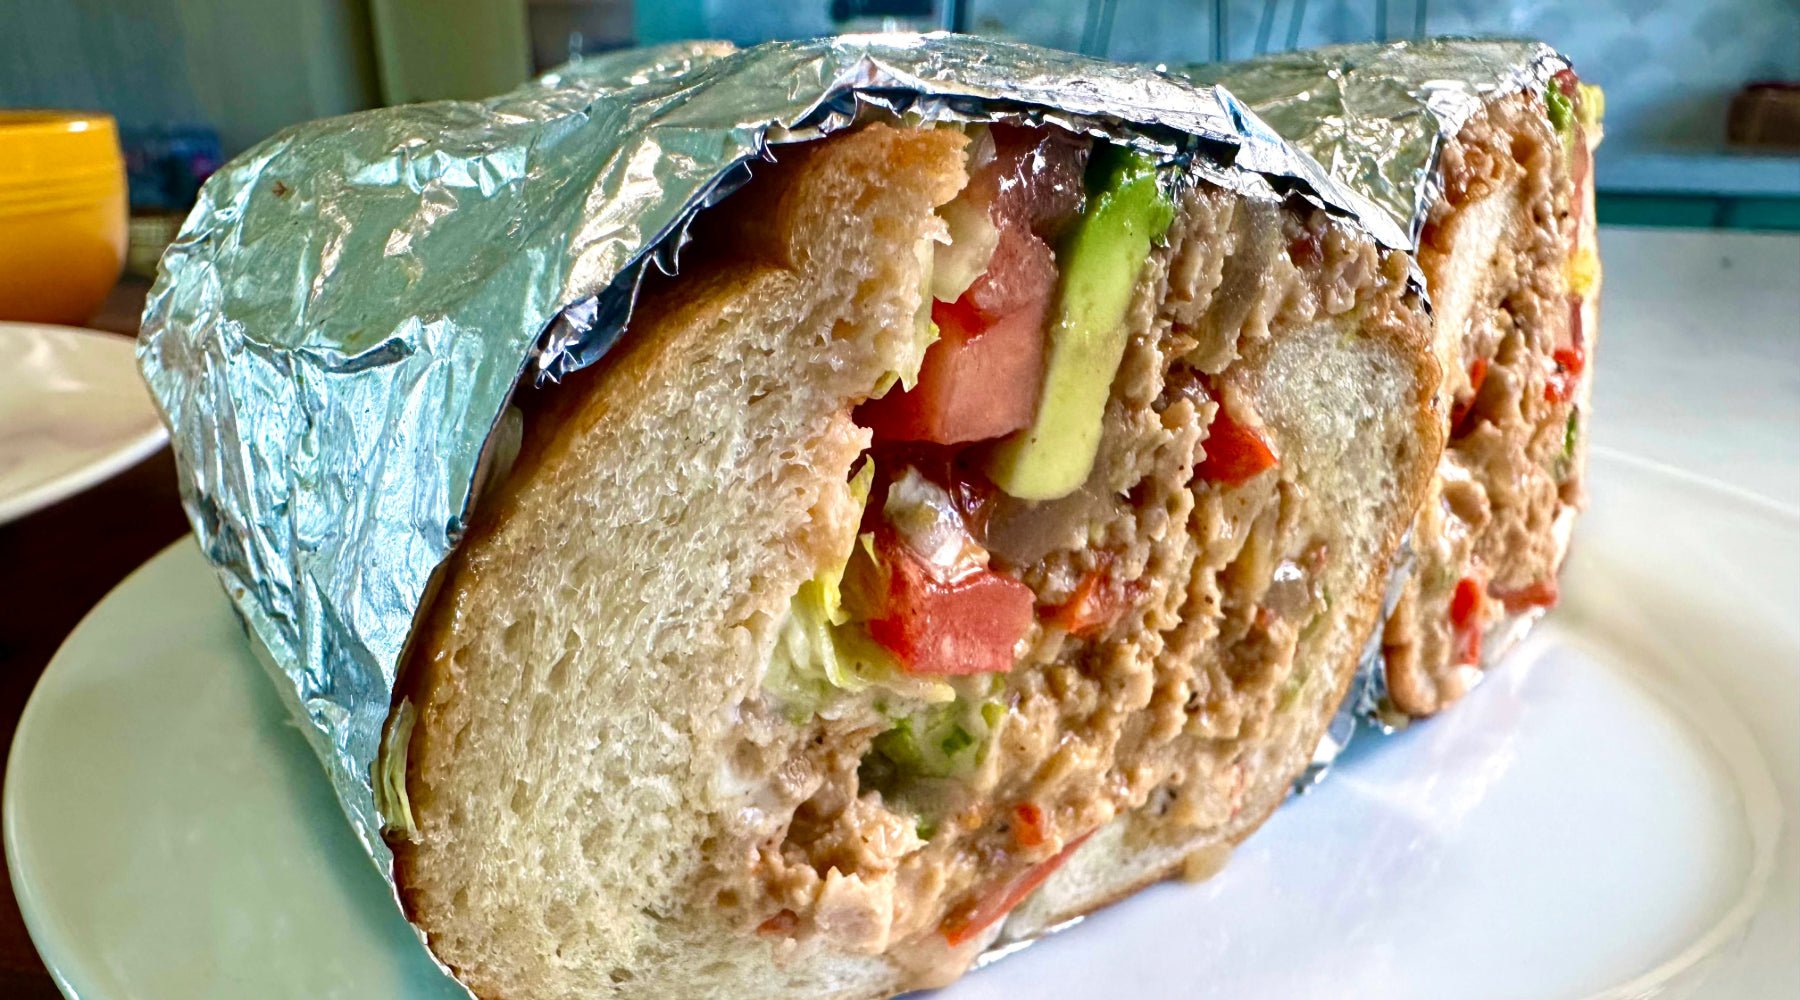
1382 72 1602 715
700 123 1413 966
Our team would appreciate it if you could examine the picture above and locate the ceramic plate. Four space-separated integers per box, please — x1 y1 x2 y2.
6 449 1796 999
0 322 167 525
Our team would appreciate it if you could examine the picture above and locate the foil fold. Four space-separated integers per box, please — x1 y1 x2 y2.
136 31 1415 987
1181 38 1569 246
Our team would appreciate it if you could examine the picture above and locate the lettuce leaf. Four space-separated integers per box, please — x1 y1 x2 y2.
763 460 955 719
870 691 1005 779
373 698 419 842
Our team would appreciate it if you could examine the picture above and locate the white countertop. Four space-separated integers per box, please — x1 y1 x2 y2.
1589 226 1800 510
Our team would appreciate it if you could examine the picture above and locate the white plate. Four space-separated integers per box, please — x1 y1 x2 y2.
0 322 168 525
6 450 1796 999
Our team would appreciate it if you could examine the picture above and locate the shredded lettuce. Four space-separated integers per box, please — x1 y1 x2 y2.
871 238 943 399
1555 410 1581 481
374 699 419 842
763 460 955 719
1547 81 1606 157
903 235 943 391
868 680 1006 780
931 193 1000 304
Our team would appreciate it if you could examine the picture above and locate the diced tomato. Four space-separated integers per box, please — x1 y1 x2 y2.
941 830 1095 947
1047 563 1131 638
1288 229 1323 267
1552 68 1580 97
857 131 1069 447
756 910 798 936
1544 331 1586 405
986 124 1090 241
1451 357 1490 435
1493 576 1560 614
1449 576 1484 666
961 214 1057 325
1449 576 1482 629
1196 405 1278 485
1544 372 1572 405
1011 802 1047 849
1555 343 1585 379
865 539 1033 676
858 286 1049 445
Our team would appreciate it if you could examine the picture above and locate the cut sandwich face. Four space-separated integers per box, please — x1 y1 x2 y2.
388 121 1437 1000
1380 73 1603 717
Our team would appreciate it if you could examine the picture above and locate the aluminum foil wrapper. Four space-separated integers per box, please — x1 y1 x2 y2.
136 31 1413 984
1181 38 1570 246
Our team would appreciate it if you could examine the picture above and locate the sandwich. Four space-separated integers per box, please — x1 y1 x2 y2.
391 110 1438 1000
140 35 1440 999
1186 39 1603 717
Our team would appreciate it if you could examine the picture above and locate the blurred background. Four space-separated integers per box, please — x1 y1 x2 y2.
2 0 1796 268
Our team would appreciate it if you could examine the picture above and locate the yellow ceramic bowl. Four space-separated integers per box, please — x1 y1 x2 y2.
0 111 128 325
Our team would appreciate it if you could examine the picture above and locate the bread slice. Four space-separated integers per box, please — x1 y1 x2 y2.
392 122 1439 999
1186 42 1603 718
1379 85 1601 716
999 195 1439 944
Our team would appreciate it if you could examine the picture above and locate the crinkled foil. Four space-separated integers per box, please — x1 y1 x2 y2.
137 31 1411 986
1181 38 1569 246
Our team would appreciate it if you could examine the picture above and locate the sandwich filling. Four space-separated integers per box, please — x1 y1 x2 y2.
1381 71 1602 715
697 123 1420 974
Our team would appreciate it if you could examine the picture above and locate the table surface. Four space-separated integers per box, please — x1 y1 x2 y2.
0 227 1795 997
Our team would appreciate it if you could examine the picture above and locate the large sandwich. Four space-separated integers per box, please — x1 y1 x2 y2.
1186 39 1603 717
140 35 1439 998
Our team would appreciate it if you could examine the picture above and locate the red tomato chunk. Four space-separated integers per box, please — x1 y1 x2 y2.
858 279 1049 445
1449 576 1484 666
1046 564 1130 637
1544 332 1586 405
1195 405 1278 485
857 126 1086 448
865 539 1033 676
941 830 1095 947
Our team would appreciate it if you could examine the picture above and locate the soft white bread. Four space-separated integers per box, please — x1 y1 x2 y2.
392 123 1440 999
396 124 967 1000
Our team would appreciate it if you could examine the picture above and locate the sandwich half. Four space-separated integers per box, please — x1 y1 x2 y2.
384 117 1438 999
1190 41 1604 717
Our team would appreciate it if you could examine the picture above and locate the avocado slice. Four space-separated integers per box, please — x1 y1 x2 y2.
984 146 1174 500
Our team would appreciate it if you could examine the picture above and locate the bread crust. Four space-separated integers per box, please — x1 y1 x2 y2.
394 123 968 1000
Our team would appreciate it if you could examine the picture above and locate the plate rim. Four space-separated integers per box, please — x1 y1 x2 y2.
0 321 169 526
3 536 196 999
6 452 1796 999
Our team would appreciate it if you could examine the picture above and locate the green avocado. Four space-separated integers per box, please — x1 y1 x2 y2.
1546 84 1576 138
984 146 1174 500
